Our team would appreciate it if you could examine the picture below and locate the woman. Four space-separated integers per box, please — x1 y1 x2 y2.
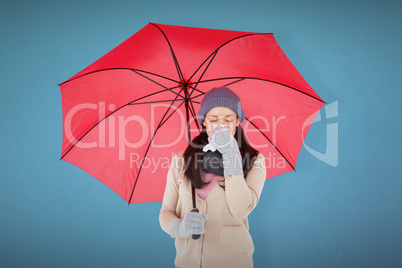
159 86 266 268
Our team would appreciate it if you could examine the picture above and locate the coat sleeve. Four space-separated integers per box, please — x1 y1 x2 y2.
224 153 266 219
159 153 182 235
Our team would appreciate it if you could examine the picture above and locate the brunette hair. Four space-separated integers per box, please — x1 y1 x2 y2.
183 125 259 189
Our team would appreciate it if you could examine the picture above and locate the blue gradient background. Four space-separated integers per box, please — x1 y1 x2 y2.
1 0 401 267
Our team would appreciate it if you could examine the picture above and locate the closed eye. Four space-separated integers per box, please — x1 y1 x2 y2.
208 115 235 122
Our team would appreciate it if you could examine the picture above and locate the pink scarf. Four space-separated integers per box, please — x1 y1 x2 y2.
196 169 224 200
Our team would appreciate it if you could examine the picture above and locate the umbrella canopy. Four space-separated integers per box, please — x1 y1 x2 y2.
59 23 324 204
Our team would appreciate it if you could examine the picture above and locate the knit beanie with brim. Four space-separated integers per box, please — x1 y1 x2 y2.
198 86 245 125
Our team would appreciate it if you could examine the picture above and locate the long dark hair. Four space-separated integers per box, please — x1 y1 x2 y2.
183 125 259 189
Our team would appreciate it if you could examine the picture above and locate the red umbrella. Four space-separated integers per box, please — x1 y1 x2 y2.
59 23 324 204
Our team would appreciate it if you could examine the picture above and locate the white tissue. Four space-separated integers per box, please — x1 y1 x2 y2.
203 143 216 152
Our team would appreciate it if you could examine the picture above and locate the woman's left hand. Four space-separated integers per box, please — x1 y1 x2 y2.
208 126 238 155
208 125 243 176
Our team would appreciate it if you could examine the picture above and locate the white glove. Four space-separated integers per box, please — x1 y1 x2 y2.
208 125 243 176
169 212 209 238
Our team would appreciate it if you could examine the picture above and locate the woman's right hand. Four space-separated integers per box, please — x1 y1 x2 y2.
169 212 209 238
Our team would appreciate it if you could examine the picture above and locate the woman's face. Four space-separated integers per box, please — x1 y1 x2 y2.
202 106 240 136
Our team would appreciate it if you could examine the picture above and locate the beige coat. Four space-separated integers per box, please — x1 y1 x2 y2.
159 152 266 268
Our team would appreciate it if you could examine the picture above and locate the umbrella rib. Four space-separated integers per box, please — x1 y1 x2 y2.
197 77 325 103
150 23 185 83
159 100 185 128
183 51 217 127
59 68 179 86
60 88 174 160
132 69 179 83
245 118 295 170
131 70 184 98
127 88 180 105
128 87 185 204
128 99 185 105
187 33 270 84
189 51 218 99
187 85 205 97
223 78 245 87
187 99 201 133
188 91 205 101
188 98 198 121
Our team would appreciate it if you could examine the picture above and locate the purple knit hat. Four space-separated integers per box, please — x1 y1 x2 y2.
198 86 245 125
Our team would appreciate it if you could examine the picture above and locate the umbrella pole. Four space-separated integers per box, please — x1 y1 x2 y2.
183 83 201 240
183 83 191 143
